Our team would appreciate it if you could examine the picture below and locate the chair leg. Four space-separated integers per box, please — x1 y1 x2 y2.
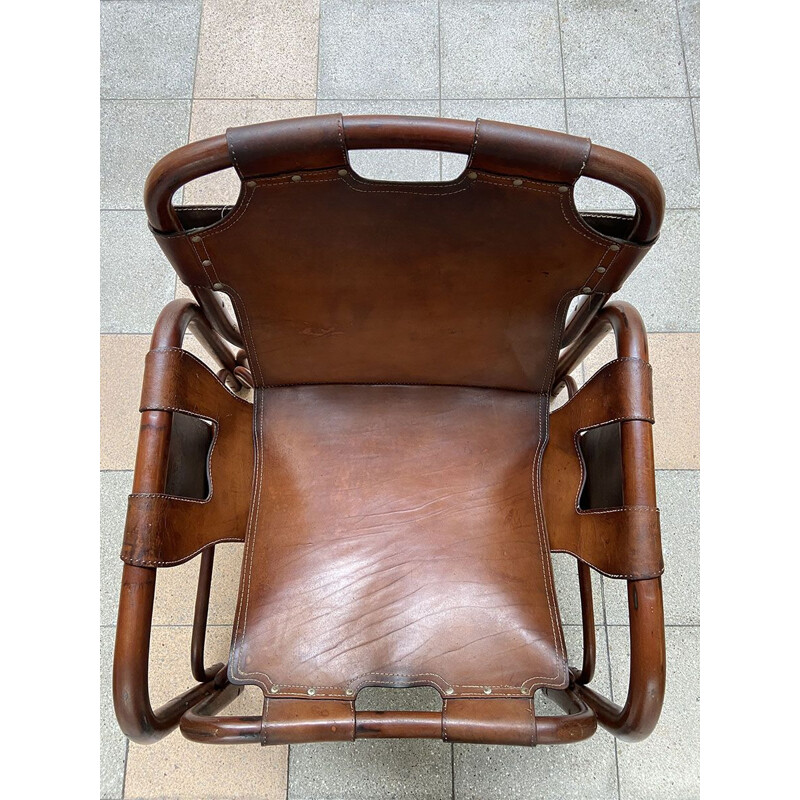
191 547 219 683
113 562 237 744
574 560 597 685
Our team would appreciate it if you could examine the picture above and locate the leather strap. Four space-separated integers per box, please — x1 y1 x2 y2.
543 358 663 579
442 698 537 746
121 348 253 567
260 699 356 745
226 114 348 179
468 119 591 184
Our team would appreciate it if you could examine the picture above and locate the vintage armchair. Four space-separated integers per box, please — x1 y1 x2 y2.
113 115 666 749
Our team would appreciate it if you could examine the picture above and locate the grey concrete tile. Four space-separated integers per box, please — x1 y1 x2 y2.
678 0 700 96
560 0 688 98
101 100 190 209
568 99 699 209
289 738 452 800
101 211 176 333
318 0 439 100
454 627 618 800
101 0 201 99
551 551 604 626
614 209 700 332
604 471 699 626
440 98 566 178
441 0 563 99
194 0 319 99
691 97 699 148
609 626 699 800
318 99 441 181
100 627 127 799
101 471 133 627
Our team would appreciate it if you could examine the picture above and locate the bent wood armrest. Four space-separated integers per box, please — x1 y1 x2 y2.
553 301 666 742
113 300 245 743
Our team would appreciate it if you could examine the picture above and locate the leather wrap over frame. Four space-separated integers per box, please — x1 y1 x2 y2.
153 115 652 391
119 114 666 748
121 348 252 567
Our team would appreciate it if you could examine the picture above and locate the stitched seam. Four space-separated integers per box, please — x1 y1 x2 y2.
147 348 252 406
335 114 348 163
523 289 574 690
231 390 271 692
442 698 449 741
553 358 651 414
550 548 663 580
126 538 243 568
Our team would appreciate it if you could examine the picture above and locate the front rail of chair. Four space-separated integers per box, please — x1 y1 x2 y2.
113 299 245 744
143 115 665 350
552 301 667 742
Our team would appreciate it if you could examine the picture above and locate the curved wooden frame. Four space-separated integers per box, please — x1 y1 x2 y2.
143 115 664 352
554 301 667 742
113 300 246 743
115 119 666 747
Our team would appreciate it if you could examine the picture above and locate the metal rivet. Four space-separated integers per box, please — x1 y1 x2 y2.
246 180 256 188
513 178 523 187
212 282 224 291
291 174 302 182
610 244 620 251
344 688 354 696
269 686 279 694
201 259 212 267
307 687 316 696
596 266 607 274
338 169 348 177
558 186 569 193
581 287 592 294
467 171 478 180
520 687 530 695
483 687 492 695
191 235 201 242
445 687 455 696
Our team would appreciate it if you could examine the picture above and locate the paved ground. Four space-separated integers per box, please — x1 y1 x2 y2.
100 2 700 798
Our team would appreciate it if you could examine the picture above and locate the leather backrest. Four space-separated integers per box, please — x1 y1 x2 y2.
153 114 653 391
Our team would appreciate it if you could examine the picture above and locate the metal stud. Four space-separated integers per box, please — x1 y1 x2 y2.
467 171 478 180
338 169 348 177
445 687 455 695
291 174 302 182
212 282 224 291
246 180 256 188
201 260 212 267
344 688 354 696
269 686 279 694
191 235 201 242
513 179 523 187
307 687 316 696
581 287 592 294
483 687 492 695
520 686 530 695
558 186 569 193
596 266 607 274
610 244 620 251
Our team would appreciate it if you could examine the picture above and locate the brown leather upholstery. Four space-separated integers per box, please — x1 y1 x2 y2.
122 348 252 567
116 115 666 748
543 358 663 579
152 115 652 391
229 384 567 700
